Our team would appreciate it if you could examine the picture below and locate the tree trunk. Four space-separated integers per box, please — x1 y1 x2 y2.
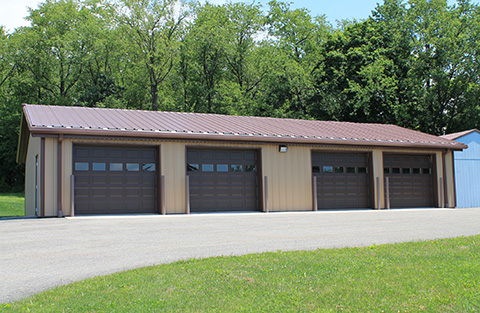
151 83 159 111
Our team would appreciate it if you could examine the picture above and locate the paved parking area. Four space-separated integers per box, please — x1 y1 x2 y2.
1 208 480 303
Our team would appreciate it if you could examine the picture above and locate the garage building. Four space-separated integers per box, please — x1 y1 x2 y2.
442 129 480 208
16 104 465 217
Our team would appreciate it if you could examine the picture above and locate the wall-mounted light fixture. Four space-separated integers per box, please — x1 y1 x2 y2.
279 145 288 153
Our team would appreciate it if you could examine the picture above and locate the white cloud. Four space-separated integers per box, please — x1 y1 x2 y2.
0 0 42 33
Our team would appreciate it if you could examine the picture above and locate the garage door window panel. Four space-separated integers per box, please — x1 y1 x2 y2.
92 163 106 171
202 164 214 172
75 162 89 171
110 163 123 171
142 163 156 171
217 164 229 172
126 163 139 171
323 166 333 173
231 165 242 172
187 164 199 172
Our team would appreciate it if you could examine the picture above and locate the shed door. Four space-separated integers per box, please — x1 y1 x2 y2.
73 145 158 215
384 154 434 208
187 148 259 212
312 152 371 209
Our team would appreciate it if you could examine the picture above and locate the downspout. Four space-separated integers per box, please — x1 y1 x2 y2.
57 134 64 217
442 149 448 208
41 138 45 217
451 150 457 208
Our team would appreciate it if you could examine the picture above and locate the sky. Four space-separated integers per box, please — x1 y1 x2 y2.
0 0 479 33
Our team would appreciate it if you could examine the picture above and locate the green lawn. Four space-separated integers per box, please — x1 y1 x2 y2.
2 235 479 312
0 193 24 218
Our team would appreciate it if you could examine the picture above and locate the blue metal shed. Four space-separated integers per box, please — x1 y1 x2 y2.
443 129 480 208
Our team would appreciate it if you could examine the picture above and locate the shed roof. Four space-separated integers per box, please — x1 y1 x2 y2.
441 129 480 140
18 104 466 162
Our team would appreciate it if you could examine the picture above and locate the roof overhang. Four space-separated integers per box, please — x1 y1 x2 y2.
16 112 30 164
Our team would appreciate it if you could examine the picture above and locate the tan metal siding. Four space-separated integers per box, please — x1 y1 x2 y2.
444 151 455 208
372 150 384 209
434 151 444 207
24 135 40 217
161 142 186 214
62 140 73 216
261 145 312 211
44 138 57 216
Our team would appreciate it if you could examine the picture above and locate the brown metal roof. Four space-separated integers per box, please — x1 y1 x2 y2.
21 104 466 150
441 129 480 140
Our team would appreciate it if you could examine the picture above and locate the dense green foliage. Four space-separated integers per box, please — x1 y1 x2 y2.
0 193 25 217
1 0 480 191
2 235 479 311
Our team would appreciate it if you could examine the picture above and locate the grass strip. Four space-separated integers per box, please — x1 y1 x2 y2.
2 235 479 312
0 193 24 218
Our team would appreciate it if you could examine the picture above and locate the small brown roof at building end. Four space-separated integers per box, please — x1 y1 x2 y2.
441 129 480 140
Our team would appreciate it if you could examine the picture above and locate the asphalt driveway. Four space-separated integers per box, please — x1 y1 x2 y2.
1 208 480 303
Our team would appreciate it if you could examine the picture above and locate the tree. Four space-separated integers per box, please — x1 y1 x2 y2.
118 0 188 111
407 0 480 134
311 0 415 125
12 0 99 106
76 0 126 108
266 0 331 117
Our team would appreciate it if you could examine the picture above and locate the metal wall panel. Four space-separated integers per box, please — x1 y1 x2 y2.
24 136 41 217
453 132 480 208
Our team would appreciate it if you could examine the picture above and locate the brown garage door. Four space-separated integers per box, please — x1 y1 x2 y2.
187 148 259 212
312 152 371 209
384 154 434 208
73 145 158 215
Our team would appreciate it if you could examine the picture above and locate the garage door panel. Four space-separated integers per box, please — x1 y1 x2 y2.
75 188 90 198
109 188 123 197
142 175 156 185
142 150 155 159
142 187 156 197
231 187 244 196
91 175 107 184
187 148 259 212
74 148 89 157
216 176 230 185
313 152 370 209
230 176 244 184
201 151 214 159
125 175 140 185
216 187 230 195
